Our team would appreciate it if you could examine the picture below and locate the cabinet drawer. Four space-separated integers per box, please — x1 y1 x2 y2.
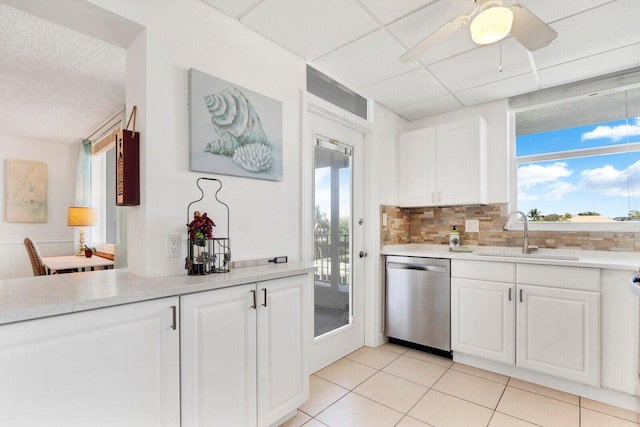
451 260 515 283
517 264 600 291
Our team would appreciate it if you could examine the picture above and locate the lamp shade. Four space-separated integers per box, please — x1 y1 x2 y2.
67 207 97 226
470 6 513 45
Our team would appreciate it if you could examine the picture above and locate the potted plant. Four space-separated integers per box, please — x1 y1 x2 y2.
186 211 216 275
187 211 215 246
84 245 97 258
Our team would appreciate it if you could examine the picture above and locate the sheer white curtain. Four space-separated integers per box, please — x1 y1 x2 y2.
73 140 92 253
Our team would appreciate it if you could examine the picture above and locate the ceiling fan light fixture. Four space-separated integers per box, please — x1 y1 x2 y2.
470 6 513 45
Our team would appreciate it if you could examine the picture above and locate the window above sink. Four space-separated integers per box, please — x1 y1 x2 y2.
510 69 640 232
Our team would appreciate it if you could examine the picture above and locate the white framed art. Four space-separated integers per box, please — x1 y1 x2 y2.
189 68 283 181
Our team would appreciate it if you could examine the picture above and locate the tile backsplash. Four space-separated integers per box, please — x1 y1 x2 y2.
380 203 640 252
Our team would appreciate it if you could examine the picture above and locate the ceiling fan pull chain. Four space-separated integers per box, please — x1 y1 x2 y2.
498 40 503 72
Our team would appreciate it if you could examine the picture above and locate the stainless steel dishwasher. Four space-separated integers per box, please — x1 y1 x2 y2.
385 256 451 355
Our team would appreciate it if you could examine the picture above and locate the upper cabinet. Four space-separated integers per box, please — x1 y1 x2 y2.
398 116 487 207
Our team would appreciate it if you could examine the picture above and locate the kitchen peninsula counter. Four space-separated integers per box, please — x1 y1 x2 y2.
0 262 314 325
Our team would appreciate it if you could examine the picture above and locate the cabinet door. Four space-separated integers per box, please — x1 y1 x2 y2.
181 284 257 427
516 284 600 386
436 116 487 205
257 275 309 427
398 128 436 207
0 297 180 427
451 278 515 364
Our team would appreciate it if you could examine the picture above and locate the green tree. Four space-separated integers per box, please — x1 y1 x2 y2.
542 213 561 222
629 210 640 220
315 205 329 232
578 211 600 216
528 208 542 221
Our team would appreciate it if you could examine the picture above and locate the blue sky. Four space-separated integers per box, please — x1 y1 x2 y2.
315 166 351 221
517 117 640 218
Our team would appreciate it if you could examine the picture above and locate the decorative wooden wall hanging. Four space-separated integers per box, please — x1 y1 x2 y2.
116 106 140 206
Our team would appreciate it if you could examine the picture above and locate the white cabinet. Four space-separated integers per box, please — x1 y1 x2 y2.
452 278 515 364
181 274 309 427
0 297 180 427
516 284 600 385
451 260 600 386
397 116 487 207
398 127 436 206
181 283 257 427
452 260 515 364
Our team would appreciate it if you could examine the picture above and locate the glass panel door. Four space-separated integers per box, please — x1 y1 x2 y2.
314 138 352 338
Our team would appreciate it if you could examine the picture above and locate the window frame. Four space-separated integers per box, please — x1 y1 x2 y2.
509 88 640 232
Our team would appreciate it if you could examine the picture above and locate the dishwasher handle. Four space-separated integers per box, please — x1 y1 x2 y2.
387 262 447 273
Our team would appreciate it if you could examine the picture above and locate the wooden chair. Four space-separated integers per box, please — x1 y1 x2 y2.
24 238 47 276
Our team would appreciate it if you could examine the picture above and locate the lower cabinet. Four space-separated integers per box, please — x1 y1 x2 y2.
516 284 600 385
181 274 309 427
451 260 600 386
0 297 180 427
451 278 514 364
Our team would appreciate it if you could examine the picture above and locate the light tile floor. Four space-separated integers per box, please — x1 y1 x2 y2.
281 344 639 427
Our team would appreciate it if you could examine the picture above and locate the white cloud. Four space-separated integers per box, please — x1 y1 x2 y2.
518 162 572 189
581 118 640 142
545 182 575 200
518 162 576 202
518 191 539 201
579 160 640 196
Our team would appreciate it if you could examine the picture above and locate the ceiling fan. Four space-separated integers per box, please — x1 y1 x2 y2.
399 0 557 63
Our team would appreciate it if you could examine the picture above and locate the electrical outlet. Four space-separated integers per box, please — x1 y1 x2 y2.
167 234 180 258
465 219 480 233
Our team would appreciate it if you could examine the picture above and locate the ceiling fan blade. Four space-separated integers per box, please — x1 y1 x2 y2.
509 3 557 51
399 16 468 63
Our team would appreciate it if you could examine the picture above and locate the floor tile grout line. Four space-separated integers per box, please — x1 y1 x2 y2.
492 409 545 427
505 381 580 407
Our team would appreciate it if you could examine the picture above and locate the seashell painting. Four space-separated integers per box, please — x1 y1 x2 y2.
189 68 283 181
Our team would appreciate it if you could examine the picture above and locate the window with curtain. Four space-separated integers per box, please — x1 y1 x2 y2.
91 130 118 245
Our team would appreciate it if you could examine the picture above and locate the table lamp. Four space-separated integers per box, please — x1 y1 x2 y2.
67 206 96 256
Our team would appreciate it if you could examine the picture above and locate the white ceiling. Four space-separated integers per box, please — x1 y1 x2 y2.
202 0 640 121
1 0 639 146
0 2 129 144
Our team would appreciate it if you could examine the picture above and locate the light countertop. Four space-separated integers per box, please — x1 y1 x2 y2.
381 244 640 271
0 262 314 325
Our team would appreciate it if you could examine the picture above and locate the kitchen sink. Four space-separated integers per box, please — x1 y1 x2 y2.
478 252 580 261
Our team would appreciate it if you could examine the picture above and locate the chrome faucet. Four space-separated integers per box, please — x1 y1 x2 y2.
503 210 535 254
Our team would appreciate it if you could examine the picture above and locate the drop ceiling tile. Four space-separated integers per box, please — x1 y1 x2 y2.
200 0 257 18
538 43 640 89
516 0 616 24
428 38 531 93
533 0 640 69
454 73 539 106
241 0 378 60
361 68 448 110
394 94 463 121
387 0 476 65
312 29 420 90
358 0 435 25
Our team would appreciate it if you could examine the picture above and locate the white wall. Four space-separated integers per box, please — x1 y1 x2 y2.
364 103 407 347
0 134 78 278
403 99 510 204
79 0 308 277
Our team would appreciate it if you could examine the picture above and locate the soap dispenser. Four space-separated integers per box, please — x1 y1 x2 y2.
449 226 460 249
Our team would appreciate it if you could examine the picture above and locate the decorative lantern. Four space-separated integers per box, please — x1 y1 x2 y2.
185 178 231 275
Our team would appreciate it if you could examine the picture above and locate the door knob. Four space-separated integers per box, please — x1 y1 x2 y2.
358 218 364 225
359 251 368 258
